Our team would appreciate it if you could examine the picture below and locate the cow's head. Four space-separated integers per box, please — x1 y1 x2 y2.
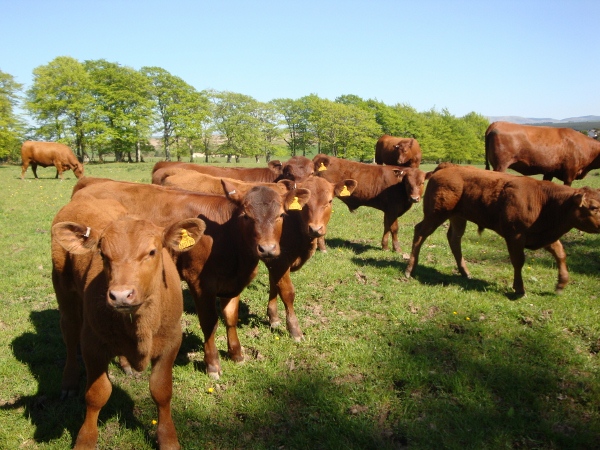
222 180 310 261
394 139 415 165
394 167 430 203
52 217 205 313
267 160 283 177
572 187 600 233
291 177 357 239
279 156 315 183
73 162 85 179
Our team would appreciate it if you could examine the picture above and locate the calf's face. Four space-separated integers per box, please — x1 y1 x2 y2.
52 217 205 313
573 188 600 233
402 168 429 203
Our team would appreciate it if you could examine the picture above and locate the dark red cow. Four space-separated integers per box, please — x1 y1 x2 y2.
21 141 84 180
312 154 430 252
151 160 284 183
485 121 600 185
375 134 422 168
71 177 309 379
405 163 600 295
155 170 357 341
52 197 205 449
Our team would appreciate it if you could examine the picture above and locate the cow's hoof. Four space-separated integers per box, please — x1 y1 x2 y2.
270 320 282 329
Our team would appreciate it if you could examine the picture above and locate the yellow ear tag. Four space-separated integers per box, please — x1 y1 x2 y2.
178 229 196 250
288 196 302 210
339 185 351 197
318 162 327 171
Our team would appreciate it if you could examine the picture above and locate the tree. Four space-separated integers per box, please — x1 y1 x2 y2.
0 70 25 160
272 97 313 156
25 56 93 158
142 67 202 161
171 88 211 162
211 91 262 162
85 59 155 162
258 101 285 162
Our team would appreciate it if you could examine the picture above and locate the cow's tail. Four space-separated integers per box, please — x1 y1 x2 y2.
477 226 485 235
484 130 492 170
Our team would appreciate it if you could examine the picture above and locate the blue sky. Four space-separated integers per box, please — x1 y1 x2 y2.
1 0 598 120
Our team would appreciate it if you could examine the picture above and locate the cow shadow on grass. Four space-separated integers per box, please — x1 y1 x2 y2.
5 309 174 447
320 237 381 254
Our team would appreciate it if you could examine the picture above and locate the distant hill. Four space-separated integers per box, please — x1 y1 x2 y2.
486 115 600 125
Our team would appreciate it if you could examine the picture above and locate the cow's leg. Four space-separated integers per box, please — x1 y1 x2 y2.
55 163 64 180
75 346 111 449
220 296 244 363
192 291 222 379
382 212 400 252
405 215 447 277
53 270 82 399
544 240 569 293
20 161 29 180
447 217 470 278
543 174 554 183
268 266 302 341
505 237 526 296
31 163 38 178
149 342 181 449
317 236 327 252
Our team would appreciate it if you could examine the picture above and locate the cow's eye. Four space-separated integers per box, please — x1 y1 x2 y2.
149 249 157 257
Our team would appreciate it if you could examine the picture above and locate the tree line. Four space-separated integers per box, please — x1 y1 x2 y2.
0 56 490 163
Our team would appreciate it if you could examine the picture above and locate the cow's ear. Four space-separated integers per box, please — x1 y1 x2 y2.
284 188 311 211
425 170 434 180
268 160 283 171
164 218 206 253
335 179 357 197
276 179 296 192
315 157 329 172
52 222 98 254
392 168 406 180
221 179 243 203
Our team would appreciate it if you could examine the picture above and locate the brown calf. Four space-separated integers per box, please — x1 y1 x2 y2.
312 154 430 252
405 163 600 295
21 141 84 180
151 159 284 182
52 198 205 449
72 177 310 378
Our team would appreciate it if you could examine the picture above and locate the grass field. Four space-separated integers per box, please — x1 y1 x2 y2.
1 160 600 449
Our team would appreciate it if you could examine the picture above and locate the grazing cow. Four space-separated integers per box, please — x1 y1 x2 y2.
485 121 600 186
151 160 284 183
72 177 310 379
153 169 357 341
312 154 430 252
375 135 422 168
405 163 600 295
52 197 205 449
21 141 84 180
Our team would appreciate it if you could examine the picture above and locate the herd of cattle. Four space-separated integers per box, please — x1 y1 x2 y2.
19 121 600 448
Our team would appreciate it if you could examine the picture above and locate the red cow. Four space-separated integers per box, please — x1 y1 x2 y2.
151 160 284 183
405 163 600 295
485 121 600 186
71 177 310 379
375 135 422 168
154 170 357 341
21 141 84 180
52 197 205 449
312 154 430 252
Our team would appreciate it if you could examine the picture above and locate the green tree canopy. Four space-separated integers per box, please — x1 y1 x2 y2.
0 69 25 160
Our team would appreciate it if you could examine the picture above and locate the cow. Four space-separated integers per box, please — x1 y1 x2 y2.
375 135 422 168
159 170 357 341
405 163 600 296
20 141 84 180
484 121 600 186
312 154 430 252
151 160 284 183
71 177 310 379
52 197 205 449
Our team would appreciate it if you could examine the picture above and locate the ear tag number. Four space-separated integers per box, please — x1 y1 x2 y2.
179 229 196 250
289 196 302 210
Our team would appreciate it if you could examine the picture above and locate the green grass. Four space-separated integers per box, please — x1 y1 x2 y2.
1 160 600 449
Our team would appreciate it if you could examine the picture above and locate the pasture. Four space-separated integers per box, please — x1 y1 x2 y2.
1 160 600 449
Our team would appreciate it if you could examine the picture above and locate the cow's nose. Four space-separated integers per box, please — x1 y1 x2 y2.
410 196 420 203
257 243 279 259
308 224 325 237
108 289 137 307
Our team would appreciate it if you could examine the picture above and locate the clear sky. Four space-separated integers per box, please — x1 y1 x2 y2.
1 0 598 120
